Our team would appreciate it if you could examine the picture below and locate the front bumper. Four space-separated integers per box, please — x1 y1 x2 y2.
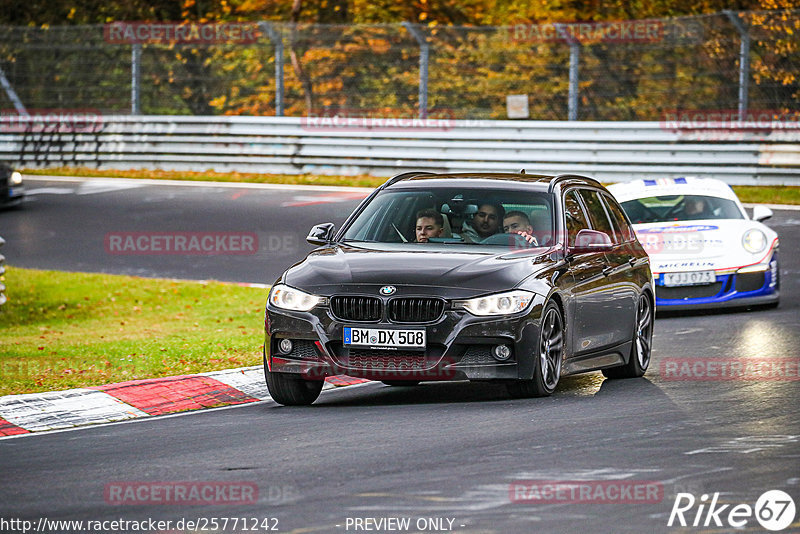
265 294 546 382
654 257 779 310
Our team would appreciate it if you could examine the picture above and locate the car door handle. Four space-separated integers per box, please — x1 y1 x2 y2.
603 266 614 276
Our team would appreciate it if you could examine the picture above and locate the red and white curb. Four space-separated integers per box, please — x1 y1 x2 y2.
0 368 369 437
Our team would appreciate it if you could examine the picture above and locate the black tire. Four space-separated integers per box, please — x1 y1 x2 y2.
263 353 323 405
381 380 421 386
507 301 564 398
603 293 653 379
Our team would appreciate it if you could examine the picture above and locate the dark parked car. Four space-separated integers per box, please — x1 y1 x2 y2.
264 172 654 405
1 163 25 208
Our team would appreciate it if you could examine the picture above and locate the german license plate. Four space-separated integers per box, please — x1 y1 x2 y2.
343 327 425 349
663 271 715 287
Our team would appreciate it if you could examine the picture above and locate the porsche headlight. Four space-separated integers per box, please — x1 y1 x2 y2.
742 229 766 254
456 290 534 316
268 284 322 311
10 171 23 186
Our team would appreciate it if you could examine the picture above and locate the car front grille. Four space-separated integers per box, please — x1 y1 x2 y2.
735 272 766 293
388 298 445 323
330 296 382 322
345 350 427 371
657 282 723 300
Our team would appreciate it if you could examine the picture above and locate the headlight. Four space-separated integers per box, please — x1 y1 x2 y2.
10 172 23 186
455 290 534 316
742 229 766 254
268 284 322 311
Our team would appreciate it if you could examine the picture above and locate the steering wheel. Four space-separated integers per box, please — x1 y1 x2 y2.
479 233 536 248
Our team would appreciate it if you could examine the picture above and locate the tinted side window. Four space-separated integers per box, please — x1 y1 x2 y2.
602 193 634 243
563 190 590 247
579 189 615 239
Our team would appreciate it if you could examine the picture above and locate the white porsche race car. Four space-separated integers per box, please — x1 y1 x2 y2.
608 177 779 310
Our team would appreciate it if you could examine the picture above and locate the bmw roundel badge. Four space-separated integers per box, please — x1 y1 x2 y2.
380 286 396 295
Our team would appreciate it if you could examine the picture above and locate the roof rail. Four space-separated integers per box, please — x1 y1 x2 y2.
548 173 603 193
382 171 437 189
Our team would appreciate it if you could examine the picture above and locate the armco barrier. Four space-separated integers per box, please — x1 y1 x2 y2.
1 115 798 185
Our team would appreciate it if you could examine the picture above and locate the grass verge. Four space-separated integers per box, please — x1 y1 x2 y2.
729 185 800 206
22 167 800 205
0 266 268 396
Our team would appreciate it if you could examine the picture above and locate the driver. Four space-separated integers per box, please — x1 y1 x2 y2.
503 211 538 246
415 209 444 243
683 198 711 220
462 202 504 242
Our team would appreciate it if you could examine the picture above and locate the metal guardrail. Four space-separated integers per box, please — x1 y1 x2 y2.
1 115 798 185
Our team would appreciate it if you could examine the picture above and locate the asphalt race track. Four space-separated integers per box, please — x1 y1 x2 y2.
0 177 372 284
1 177 799 533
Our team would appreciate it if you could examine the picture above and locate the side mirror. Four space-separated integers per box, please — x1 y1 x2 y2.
752 205 773 222
571 229 613 254
306 223 336 246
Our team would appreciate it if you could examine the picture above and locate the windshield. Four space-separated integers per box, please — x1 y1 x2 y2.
342 187 555 248
620 194 744 224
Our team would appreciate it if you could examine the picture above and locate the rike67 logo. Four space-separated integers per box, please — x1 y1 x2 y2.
668 490 796 531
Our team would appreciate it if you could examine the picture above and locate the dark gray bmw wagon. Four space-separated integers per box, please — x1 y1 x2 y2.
264 172 654 405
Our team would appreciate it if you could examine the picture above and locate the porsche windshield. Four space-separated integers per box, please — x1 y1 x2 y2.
342 188 555 247
620 194 744 224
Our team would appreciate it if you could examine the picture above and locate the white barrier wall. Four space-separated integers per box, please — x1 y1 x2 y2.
2 115 799 185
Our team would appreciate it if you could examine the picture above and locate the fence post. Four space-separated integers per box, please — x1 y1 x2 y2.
555 24 579 121
131 43 141 115
260 22 285 117
402 22 429 120
724 11 750 120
